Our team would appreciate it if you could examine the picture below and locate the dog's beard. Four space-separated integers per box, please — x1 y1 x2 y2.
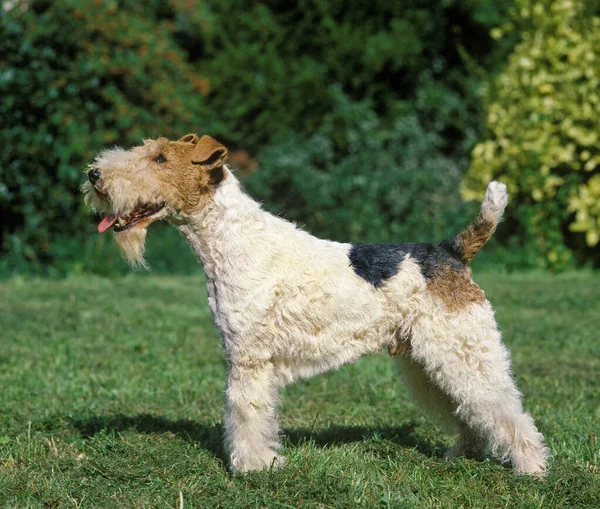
114 227 148 270
81 181 104 210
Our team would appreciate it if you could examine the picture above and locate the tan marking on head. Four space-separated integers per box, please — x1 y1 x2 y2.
84 134 230 268
178 133 199 144
145 134 229 215
427 265 486 312
191 135 228 169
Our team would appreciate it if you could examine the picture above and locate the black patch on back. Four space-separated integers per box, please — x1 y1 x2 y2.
348 241 464 288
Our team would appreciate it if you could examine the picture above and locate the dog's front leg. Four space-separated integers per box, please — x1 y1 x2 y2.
224 361 284 473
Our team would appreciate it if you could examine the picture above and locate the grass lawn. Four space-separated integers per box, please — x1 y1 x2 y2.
0 272 598 508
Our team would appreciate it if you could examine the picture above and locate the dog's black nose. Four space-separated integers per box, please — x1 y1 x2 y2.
88 168 101 183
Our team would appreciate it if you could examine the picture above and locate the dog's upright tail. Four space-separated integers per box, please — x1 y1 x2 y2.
450 181 508 264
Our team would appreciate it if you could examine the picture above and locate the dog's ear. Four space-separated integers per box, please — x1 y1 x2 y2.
179 133 199 144
191 135 228 170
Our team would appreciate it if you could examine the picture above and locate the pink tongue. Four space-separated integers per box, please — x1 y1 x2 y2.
98 214 119 233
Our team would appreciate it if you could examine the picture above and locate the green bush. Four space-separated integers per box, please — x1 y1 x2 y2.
0 0 208 271
464 0 600 268
177 0 512 152
245 88 474 245
1 0 512 274
196 0 511 244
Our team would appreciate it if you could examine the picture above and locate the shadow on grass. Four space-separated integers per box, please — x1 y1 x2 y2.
70 414 439 464
284 421 440 456
71 414 227 463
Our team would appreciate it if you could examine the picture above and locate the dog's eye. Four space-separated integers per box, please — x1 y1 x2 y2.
154 154 167 163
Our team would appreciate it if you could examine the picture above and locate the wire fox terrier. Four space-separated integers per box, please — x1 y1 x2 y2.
82 134 549 475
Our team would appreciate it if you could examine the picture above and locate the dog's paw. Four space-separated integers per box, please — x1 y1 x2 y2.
231 451 286 473
511 444 550 477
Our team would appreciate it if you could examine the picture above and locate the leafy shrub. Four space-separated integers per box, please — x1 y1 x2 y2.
1 0 512 273
192 0 510 246
0 0 208 270
245 88 474 245
175 0 512 152
464 0 600 268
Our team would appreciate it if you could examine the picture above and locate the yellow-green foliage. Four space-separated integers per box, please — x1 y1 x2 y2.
464 0 600 267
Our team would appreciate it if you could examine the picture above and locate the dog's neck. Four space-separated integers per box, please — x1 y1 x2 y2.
176 168 270 280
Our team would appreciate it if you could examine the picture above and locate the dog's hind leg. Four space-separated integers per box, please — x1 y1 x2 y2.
447 423 487 460
410 314 549 475
395 355 459 435
396 355 488 460
224 362 284 473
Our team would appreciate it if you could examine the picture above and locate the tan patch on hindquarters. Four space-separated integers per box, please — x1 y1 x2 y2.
427 266 485 312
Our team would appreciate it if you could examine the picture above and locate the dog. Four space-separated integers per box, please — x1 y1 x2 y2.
82 133 549 475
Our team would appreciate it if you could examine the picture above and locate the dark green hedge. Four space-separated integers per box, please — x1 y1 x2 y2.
246 90 475 245
1 0 512 274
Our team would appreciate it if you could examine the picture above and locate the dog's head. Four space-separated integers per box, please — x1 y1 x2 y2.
81 134 228 268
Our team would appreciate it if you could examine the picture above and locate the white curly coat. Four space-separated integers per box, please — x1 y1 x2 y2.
83 140 548 475
177 174 548 475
